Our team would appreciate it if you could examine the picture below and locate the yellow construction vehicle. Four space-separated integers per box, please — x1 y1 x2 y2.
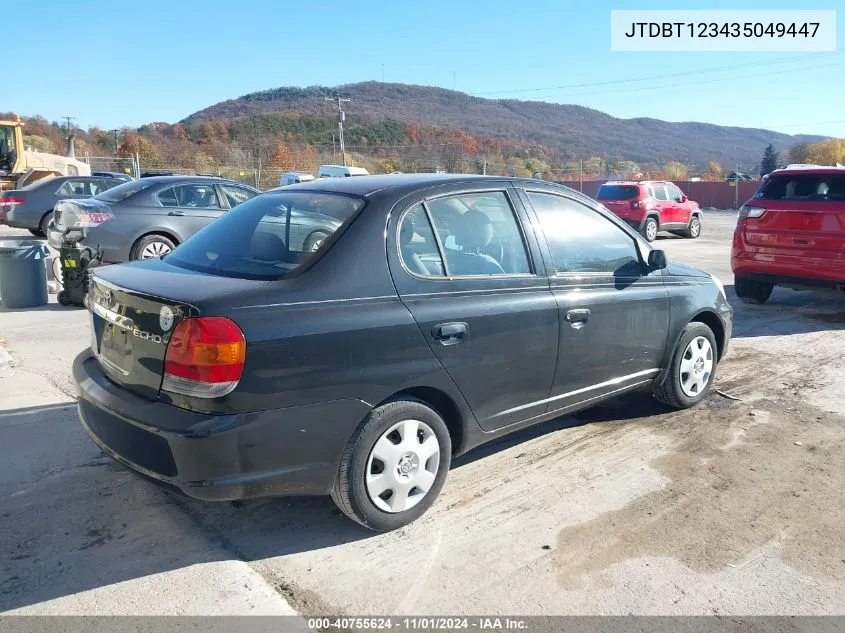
0 113 91 192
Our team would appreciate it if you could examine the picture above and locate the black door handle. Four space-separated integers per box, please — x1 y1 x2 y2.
565 309 591 328
432 322 467 345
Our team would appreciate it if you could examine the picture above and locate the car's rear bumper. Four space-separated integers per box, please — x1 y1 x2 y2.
732 243 845 290
73 350 369 500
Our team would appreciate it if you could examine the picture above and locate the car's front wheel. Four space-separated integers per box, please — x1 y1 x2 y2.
682 215 701 239
331 399 452 531
654 322 718 409
641 216 659 242
734 276 773 305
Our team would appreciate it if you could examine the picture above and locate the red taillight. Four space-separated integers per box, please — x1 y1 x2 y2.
738 205 766 222
163 317 246 398
1 197 24 205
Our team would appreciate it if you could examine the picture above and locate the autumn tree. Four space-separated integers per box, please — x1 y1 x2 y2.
664 161 689 181
787 142 810 164
707 161 723 180
806 138 845 166
270 142 294 171
118 132 164 168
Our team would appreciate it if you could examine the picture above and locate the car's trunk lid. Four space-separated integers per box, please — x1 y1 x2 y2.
744 201 845 255
87 258 267 401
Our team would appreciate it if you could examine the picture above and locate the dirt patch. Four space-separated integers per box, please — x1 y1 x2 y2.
554 389 845 589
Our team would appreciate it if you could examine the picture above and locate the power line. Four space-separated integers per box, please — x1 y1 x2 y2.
473 51 844 96
506 58 845 100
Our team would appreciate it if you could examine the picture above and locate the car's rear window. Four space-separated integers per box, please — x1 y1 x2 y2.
94 179 154 202
755 174 845 202
164 191 365 280
596 185 639 200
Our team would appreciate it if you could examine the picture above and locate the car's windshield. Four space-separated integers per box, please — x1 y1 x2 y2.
165 191 365 280
597 185 639 200
94 178 154 202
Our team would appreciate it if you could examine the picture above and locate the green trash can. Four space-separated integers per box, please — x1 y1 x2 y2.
0 239 50 309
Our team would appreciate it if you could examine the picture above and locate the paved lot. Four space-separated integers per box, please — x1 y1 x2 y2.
1 213 843 615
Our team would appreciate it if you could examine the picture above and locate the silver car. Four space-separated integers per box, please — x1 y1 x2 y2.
51 176 260 262
0 175 123 236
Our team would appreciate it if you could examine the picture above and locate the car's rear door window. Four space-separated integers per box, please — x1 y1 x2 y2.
165 191 364 280
56 179 99 196
424 191 531 276
527 192 642 276
397 205 446 277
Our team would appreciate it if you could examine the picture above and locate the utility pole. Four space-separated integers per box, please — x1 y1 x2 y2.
62 117 77 158
108 129 121 157
381 63 385 82
325 95 350 166
734 162 739 210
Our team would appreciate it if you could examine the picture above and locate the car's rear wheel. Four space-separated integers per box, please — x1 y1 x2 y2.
654 322 718 409
734 276 773 304
28 229 44 238
641 216 659 242
131 234 176 260
331 399 452 531
682 215 701 239
39 211 54 239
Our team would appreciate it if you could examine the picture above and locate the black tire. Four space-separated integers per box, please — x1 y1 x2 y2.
303 230 330 253
331 399 452 532
682 215 701 239
39 211 54 239
29 228 45 238
641 216 659 242
734 276 773 305
57 291 70 306
654 322 719 409
130 234 176 261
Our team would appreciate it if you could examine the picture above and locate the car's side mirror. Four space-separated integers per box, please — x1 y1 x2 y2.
647 249 667 271
681 195 688 202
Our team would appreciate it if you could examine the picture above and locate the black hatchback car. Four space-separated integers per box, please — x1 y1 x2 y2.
74 175 732 531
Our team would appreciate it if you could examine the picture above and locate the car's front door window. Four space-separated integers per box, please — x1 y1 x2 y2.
526 192 642 276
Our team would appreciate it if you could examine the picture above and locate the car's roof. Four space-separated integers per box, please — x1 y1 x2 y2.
769 165 845 176
136 175 239 185
602 180 671 186
275 173 555 197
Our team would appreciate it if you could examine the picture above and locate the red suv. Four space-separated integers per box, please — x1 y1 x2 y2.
732 166 845 304
596 181 702 242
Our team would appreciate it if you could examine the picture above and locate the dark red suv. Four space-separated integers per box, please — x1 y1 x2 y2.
732 166 845 304
596 181 702 242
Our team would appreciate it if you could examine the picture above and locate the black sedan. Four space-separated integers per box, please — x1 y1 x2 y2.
74 174 732 531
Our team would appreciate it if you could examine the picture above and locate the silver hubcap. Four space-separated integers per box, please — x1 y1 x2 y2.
141 241 172 259
679 336 714 397
690 219 700 236
366 419 440 513
310 238 324 252
646 221 657 240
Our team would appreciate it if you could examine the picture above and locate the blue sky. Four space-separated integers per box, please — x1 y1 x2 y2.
7 0 844 137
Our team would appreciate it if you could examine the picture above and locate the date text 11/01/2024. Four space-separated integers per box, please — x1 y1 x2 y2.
623 22 820 38
307 618 528 630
